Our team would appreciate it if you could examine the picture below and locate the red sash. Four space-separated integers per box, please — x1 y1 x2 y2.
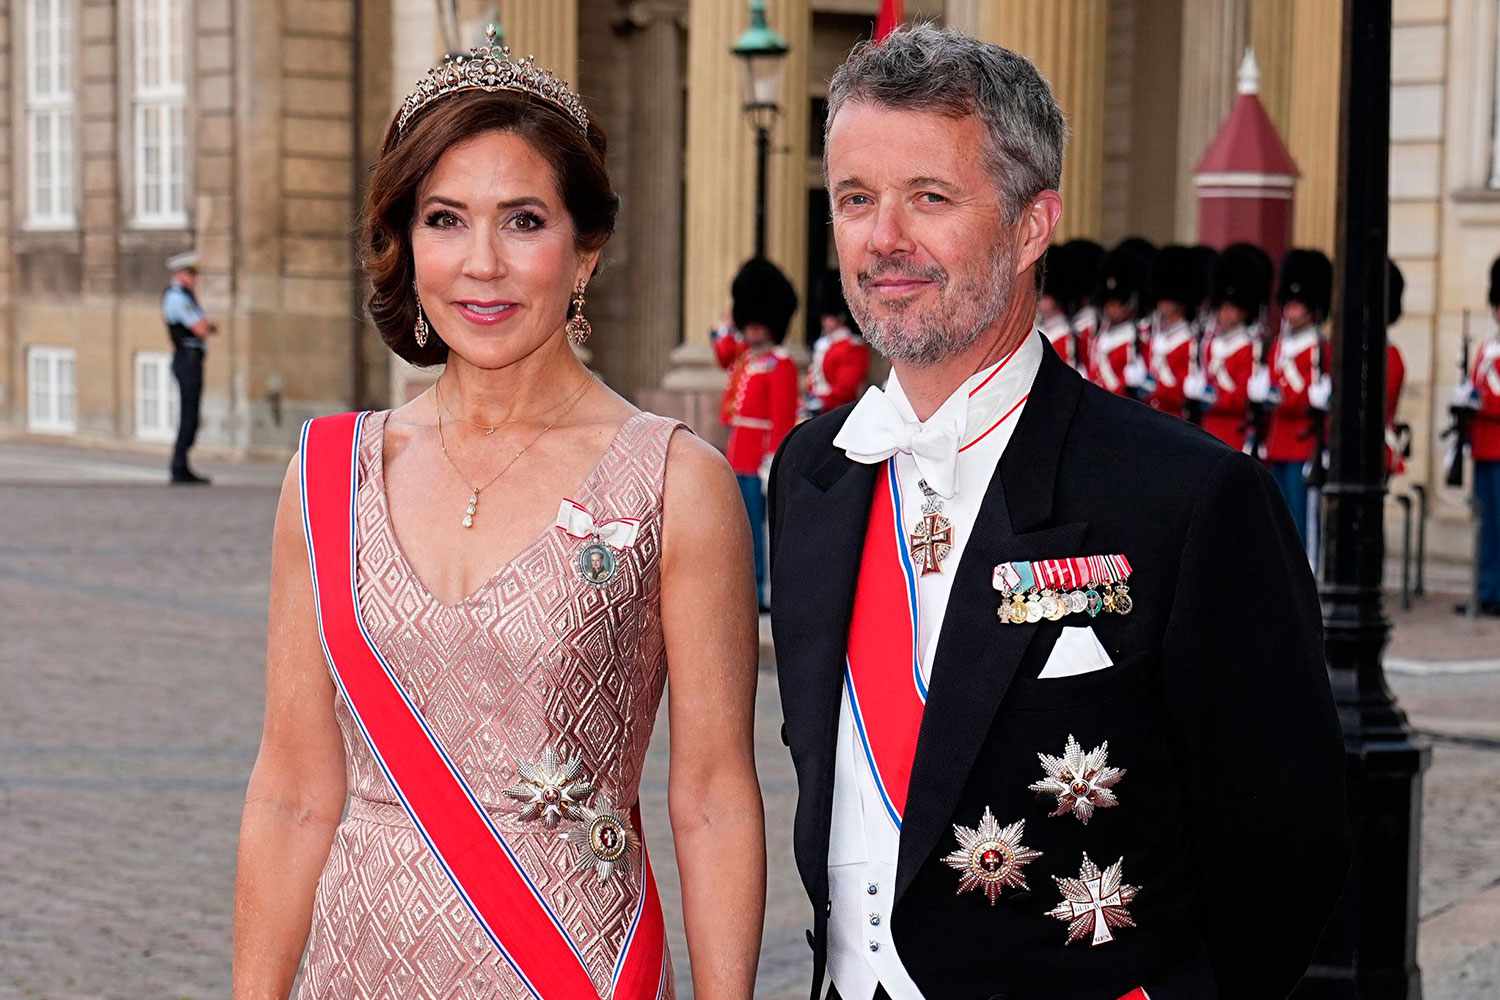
299 413 668 1000
844 461 926 827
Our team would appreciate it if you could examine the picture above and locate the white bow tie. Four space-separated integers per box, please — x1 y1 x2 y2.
833 386 965 498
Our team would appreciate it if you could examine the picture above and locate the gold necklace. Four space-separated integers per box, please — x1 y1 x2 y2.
436 378 593 529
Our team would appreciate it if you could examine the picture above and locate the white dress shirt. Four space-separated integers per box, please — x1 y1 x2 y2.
826 333 1044 1000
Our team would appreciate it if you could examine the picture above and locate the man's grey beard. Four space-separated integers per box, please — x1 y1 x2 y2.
846 242 1016 368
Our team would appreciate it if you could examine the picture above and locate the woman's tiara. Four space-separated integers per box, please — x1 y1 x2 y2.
396 25 589 136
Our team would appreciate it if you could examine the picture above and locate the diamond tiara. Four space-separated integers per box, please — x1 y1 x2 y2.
396 25 589 136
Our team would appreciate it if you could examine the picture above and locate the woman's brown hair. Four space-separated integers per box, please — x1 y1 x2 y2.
361 88 619 367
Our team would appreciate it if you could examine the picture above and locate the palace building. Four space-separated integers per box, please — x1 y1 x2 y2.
3 0 1499 549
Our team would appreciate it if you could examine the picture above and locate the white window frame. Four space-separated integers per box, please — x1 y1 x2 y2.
134 351 180 442
27 346 78 434
25 0 76 228
132 0 187 227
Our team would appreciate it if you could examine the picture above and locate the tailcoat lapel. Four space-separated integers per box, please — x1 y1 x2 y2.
895 343 1089 902
772 444 878 904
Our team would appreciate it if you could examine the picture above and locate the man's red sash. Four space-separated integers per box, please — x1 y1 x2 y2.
299 412 668 1000
844 460 927 828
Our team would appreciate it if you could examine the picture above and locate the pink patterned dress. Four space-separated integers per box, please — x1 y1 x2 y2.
295 409 681 1000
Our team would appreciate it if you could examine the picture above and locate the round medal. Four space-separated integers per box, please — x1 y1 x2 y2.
1113 585 1134 615
1025 595 1044 623
577 542 618 587
1042 592 1065 622
1068 591 1089 615
1009 599 1029 625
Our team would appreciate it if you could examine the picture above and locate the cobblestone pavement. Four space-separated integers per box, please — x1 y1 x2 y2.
1 441 1498 999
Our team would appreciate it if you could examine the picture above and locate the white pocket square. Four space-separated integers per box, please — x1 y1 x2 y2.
1037 626 1115 679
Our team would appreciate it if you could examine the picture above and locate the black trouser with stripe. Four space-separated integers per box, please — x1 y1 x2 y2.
171 347 204 475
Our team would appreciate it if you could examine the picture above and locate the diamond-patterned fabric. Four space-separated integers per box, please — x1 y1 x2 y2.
295 410 680 1000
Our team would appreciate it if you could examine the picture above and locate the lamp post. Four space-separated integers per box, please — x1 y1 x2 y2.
732 1 789 259
1296 1 1429 996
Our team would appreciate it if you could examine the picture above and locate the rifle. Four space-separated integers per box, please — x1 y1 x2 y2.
1184 319 1209 426
1243 313 1278 459
1442 311 1474 488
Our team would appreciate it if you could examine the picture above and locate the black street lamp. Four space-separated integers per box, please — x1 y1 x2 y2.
732 0 790 260
1296 1 1430 997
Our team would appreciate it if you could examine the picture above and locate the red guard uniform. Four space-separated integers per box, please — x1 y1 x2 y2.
1088 319 1144 396
1145 318 1193 418
1201 324 1255 451
1474 333 1500 462
807 326 870 414
1071 306 1098 374
1041 312 1074 367
1266 327 1326 463
715 329 799 476
1385 342 1407 475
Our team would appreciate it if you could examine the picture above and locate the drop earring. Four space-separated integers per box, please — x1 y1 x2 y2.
566 282 592 346
414 280 430 349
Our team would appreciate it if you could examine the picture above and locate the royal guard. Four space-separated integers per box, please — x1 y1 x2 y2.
1266 248 1334 552
714 257 800 611
1462 256 1500 615
1038 241 1079 366
1386 259 1409 478
806 271 871 417
1143 245 1204 419
1062 239 1104 371
1191 244 1271 451
1087 241 1152 397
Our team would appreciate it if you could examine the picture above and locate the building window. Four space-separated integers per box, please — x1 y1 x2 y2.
133 0 187 226
28 347 78 434
134 352 180 441
26 0 75 227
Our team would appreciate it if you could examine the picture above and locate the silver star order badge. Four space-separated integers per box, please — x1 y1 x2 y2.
560 793 641 883
1028 734 1125 824
503 747 593 829
941 807 1043 906
1047 853 1139 947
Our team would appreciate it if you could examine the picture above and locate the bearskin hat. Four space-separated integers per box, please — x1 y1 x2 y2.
1058 239 1104 315
1094 241 1152 309
1387 258 1405 327
1489 255 1500 309
731 257 799 344
1211 243 1273 315
1277 248 1335 319
1148 244 1207 312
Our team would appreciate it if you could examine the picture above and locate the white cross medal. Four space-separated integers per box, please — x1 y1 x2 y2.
908 479 953 575
1047 853 1140 946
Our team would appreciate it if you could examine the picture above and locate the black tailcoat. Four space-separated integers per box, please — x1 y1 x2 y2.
768 339 1349 1000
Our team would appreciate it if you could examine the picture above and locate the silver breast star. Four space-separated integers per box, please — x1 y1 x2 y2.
560 792 641 883
1028 734 1126 824
503 747 593 829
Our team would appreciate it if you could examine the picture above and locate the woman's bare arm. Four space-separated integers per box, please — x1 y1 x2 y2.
660 431 767 1000
232 458 348 999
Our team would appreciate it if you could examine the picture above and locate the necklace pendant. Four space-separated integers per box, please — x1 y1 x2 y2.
462 492 478 529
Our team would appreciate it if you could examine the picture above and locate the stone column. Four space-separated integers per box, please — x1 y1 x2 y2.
667 0 810 404
1284 0 1342 258
1249 0 1294 137
495 0 578 84
621 1 686 397
1175 0 1248 241
975 1 1107 241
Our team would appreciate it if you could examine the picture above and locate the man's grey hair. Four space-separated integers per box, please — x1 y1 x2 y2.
825 23 1067 221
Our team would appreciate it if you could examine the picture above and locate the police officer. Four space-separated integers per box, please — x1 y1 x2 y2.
162 251 217 484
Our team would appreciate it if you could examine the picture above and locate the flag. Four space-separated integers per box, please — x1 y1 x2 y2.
875 0 904 42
